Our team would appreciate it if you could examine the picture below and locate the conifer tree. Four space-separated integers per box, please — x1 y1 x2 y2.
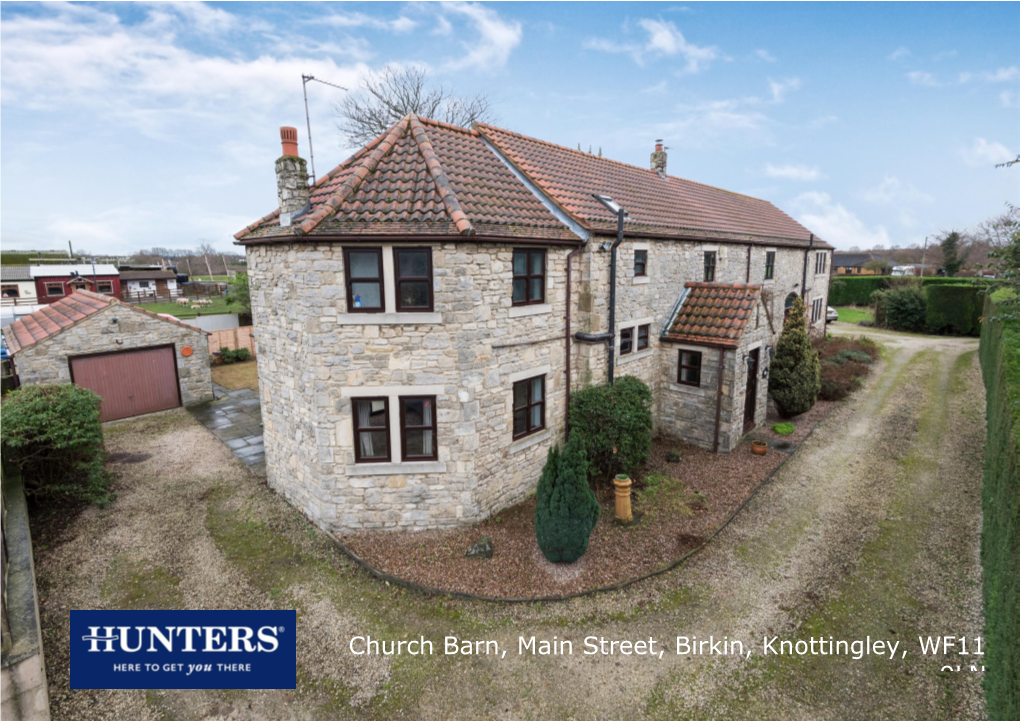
534 438 600 563
767 295 821 417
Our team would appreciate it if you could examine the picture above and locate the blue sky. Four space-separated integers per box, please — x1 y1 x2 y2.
1 2 1017 254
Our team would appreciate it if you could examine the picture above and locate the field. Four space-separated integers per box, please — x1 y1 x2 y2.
126 296 243 319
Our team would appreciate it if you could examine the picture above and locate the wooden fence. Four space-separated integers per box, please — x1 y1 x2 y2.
121 283 226 305
208 325 256 358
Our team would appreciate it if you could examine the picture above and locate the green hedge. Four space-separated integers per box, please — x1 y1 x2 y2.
568 376 653 484
979 294 1020 721
828 276 888 306
926 284 984 336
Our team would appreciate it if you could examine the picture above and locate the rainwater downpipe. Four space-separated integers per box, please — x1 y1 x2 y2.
801 233 814 300
564 244 583 437
607 209 625 386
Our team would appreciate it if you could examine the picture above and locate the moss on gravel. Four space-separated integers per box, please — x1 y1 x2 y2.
102 556 183 610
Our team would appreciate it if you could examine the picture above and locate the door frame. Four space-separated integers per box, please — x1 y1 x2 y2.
743 346 760 433
68 343 183 411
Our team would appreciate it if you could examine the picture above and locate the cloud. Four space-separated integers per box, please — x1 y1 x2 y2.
1002 91 1019 108
981 66 1020 83
440 3 522 71
906 71 939 87
791 192 891 250
641 80 669 94
584 18 719 74
862 175 933 205
932 49 957 61
755 49 776 62
888 47 910 60
318 11 417 34
765 164 821 181
768 77 801 103
960 138 1015 167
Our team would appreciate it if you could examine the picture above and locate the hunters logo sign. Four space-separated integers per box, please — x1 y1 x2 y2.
71 610 296 689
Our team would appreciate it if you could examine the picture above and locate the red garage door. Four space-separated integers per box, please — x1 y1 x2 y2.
69 346 181 422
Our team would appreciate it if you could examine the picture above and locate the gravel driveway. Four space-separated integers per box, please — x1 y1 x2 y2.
34 327 986 720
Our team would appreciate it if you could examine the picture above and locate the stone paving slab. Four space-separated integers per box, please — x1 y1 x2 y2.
188 384 265 476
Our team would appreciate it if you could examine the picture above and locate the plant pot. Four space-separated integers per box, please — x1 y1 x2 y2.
751 440 768 456
612 475 633 524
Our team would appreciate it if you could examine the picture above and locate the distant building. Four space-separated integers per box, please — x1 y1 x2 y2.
120 269 179 298
1 266 37 303
832 252 883 275
30 264 120 304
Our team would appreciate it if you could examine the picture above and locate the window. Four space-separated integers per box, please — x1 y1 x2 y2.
45 282 64 297
137 281 150 288
637 324 650 351
344 247 384 312
353 398 390 463
512 249 546 306
399 396 437 461
634 249 647 277
815 251 827 275
2 285 20 298
394 248 433 312
512 375 545 439
678 350 702 387
811 298 824 323
97 281 113 293
704 251 717 282
764 251 776 281
620 327 633 355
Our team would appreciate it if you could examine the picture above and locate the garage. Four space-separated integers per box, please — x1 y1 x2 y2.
69 346 182 422
3 289 213 418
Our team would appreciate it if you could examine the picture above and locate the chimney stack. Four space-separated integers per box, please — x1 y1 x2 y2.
650 139 668 178
276 126 310 226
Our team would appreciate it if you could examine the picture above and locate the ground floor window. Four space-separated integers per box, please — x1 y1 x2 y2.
637 324 650 351
620 327 633 355
400 396 437 461
811 298 824 323
97 281 113 293
678 350 703 387
513 375 545 439
2 285 20 298
45 282 64 297
353 398 390 463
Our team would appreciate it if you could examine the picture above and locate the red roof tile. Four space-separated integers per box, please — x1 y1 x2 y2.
475 123 828 247
662 283 762 348
3 290 206 356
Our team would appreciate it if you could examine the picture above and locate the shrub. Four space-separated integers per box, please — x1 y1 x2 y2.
220 348 251 364
772 422 795 435
831 349 875 366
534 438 600 563
879 286 927 332
978 295 1020 720
1 384 113 504
925 284 984 336
818 360 870 401
768 296 820 417
568 375 653 484
666 450 681 463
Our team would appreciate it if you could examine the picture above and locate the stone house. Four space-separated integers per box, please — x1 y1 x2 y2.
3 290 213 422
235 117 832 531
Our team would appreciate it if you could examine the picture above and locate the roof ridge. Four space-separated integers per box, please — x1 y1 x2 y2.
417 116 479 136
296 116 411 235
408 115 474 235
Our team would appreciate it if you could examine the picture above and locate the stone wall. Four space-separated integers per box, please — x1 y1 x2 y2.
12 303 212 406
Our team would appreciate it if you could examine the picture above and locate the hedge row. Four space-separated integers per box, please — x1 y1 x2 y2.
828 275 998 306
978 294 1020 721
925 284 984 336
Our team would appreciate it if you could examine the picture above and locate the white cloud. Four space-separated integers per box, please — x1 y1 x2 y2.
792 192 891 250
862 175 933 205
584 18 719 74
906 71 939 87
641 80 669 94
318 11 417 34
755 49 776 62
1001 91 1019 108
768 77 801 103
440 3 523 71
960 138 1015 167
982 66 1020 83
765 164 821 181
888 47 910 60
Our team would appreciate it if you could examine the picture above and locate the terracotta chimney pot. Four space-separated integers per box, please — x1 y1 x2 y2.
280 126 299 157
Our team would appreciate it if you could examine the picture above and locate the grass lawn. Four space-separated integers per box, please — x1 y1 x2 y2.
834 305 874 324
127 296 243 319
211 359 258 390
189 274 232 281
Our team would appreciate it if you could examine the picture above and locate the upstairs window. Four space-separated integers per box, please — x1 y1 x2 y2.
512 249 546 306
634 249 647 277
704 251 717 282
399 396 437 461
344 247 384 313
678 350 702 387
394 248 433 312
353 398 390 463
620 327 633 355
45 282 64 297
764 251 776 281
512 375 545 439
97 281 113 293
637 324 650 351
815 251 827 275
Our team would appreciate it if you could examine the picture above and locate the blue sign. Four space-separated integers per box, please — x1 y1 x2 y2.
70 610 296 689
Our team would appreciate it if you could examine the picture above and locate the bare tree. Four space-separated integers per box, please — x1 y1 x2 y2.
335 66 495 147
973 208 1020 249
197 241 216 279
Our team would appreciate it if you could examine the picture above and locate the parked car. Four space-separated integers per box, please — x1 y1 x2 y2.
826 306 839 323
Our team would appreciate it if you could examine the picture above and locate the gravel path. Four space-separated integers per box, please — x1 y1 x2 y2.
34 328 985 720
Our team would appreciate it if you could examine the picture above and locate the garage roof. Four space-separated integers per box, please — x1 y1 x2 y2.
3 289 205 356
1 266 33 282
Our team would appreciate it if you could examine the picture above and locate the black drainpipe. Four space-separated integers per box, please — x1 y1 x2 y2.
607 210 625 385
801 233 814 300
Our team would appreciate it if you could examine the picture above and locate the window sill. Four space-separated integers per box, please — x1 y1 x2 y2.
633 276 651 285
345 461 446 476
617 348 654 365
337 312 442 325
668 382 704 393
509 428 553 455
509 303 552 318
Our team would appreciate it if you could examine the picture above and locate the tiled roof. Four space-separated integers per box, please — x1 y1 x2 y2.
3 290 205 355
662 283 762 348
120 270 177 280
832 252 876 267
1 266 32 281
475 123 828 248
236 116 576 243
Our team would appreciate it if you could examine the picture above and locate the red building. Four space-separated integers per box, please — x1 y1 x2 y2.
31 264 121 304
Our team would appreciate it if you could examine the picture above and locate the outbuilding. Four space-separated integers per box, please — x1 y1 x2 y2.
3 289 213 421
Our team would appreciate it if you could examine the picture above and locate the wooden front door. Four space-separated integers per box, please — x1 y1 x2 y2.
743 348 760 433
70 346 181 422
